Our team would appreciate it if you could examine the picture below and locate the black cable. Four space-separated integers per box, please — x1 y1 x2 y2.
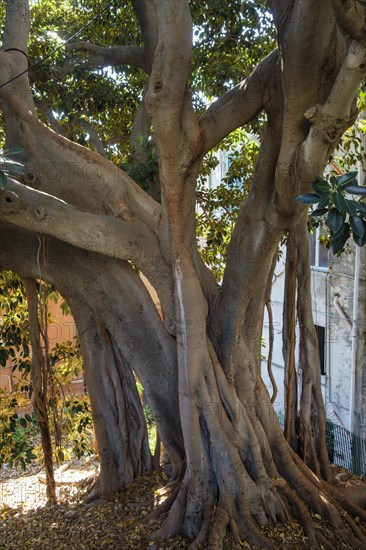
0 1 113 89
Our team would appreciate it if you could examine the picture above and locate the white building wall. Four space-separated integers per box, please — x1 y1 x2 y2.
261 243 366 438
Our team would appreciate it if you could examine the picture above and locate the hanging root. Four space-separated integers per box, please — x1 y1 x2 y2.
150 484 187 540
188 497 216 549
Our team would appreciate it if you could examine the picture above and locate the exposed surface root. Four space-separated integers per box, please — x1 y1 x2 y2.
3 465 366 549
207 505 229 550
82 478 100 504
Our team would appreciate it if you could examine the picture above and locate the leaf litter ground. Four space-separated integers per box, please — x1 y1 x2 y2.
1 460 365 549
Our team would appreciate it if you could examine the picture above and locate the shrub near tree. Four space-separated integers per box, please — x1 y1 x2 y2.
0 1 366 548
0 270 94 496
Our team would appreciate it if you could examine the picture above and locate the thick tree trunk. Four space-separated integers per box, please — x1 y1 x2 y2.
0 223 184 497
295 218 331 480
72 304 153 501
2 0 366 548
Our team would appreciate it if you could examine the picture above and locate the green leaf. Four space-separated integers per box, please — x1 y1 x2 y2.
337 171 358 189
344 199 358 217
333 191 346 212
22 343 30 358
0 348 8 367
311 177 330 194
8 162 24 175
331 223 350 254
328 208 343 234
294 193 321 205
318 195 329 209
19 418 27 429
353 231 366 247
350 215 365 238
5 147 23 156
346 185 366 196
311 208 328 218
0 171 7 188
352 200 366 215
26 451 37 460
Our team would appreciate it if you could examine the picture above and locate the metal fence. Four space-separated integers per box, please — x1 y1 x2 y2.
325 419 366 480
276 412 366 480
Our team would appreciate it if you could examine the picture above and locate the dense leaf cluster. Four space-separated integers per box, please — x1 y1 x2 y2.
296 172 366 253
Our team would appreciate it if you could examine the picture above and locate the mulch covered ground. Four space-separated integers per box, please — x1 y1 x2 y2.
0 461 365 549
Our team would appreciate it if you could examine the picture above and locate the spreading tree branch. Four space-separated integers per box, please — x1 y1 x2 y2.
299 39 366 183
200 50 278 155
71 116 107 157
34 98 65 135
3 0 30 54
103 135 130 146
0 178 172 307
1 1 35 116
66 42 147 71
2 97 161 231
132 0 158 72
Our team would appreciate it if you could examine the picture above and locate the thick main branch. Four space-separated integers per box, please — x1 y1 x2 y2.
200 50 278 155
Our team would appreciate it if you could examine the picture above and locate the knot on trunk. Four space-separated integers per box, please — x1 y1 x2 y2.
33 205 46 221
0 189 22 214
304 104 354 144
22 170 39 188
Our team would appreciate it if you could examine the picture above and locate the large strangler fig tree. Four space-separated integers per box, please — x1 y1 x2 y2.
1 0 366 547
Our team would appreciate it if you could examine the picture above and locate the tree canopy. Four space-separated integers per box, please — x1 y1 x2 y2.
1 1 366 548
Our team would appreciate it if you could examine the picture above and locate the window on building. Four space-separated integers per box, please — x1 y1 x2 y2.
309 227 329 269
315 324 326 375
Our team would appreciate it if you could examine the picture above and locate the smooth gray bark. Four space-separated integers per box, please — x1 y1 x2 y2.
1 0 366 547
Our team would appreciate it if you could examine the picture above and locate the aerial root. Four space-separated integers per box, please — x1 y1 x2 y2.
277 455 366 548
206 505 229 550
277 484 318 547
325 483 366 522
150 484 187 540
188 502 215 549
233 504 278 550
341 513 366 547
229 517 240 543
148 482 181 520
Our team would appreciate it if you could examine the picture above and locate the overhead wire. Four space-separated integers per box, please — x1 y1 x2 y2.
0 1 114 89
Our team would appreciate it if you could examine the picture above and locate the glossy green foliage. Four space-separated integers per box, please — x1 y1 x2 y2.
62 396 93 459
190 0 275 109
0 149 24 188
0 272 31 379
0 390 37 470
23 1 145 164
196 129 260 280
295 172 366 254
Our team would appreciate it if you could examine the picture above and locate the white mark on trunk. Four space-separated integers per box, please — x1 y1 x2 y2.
175 258 189 390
